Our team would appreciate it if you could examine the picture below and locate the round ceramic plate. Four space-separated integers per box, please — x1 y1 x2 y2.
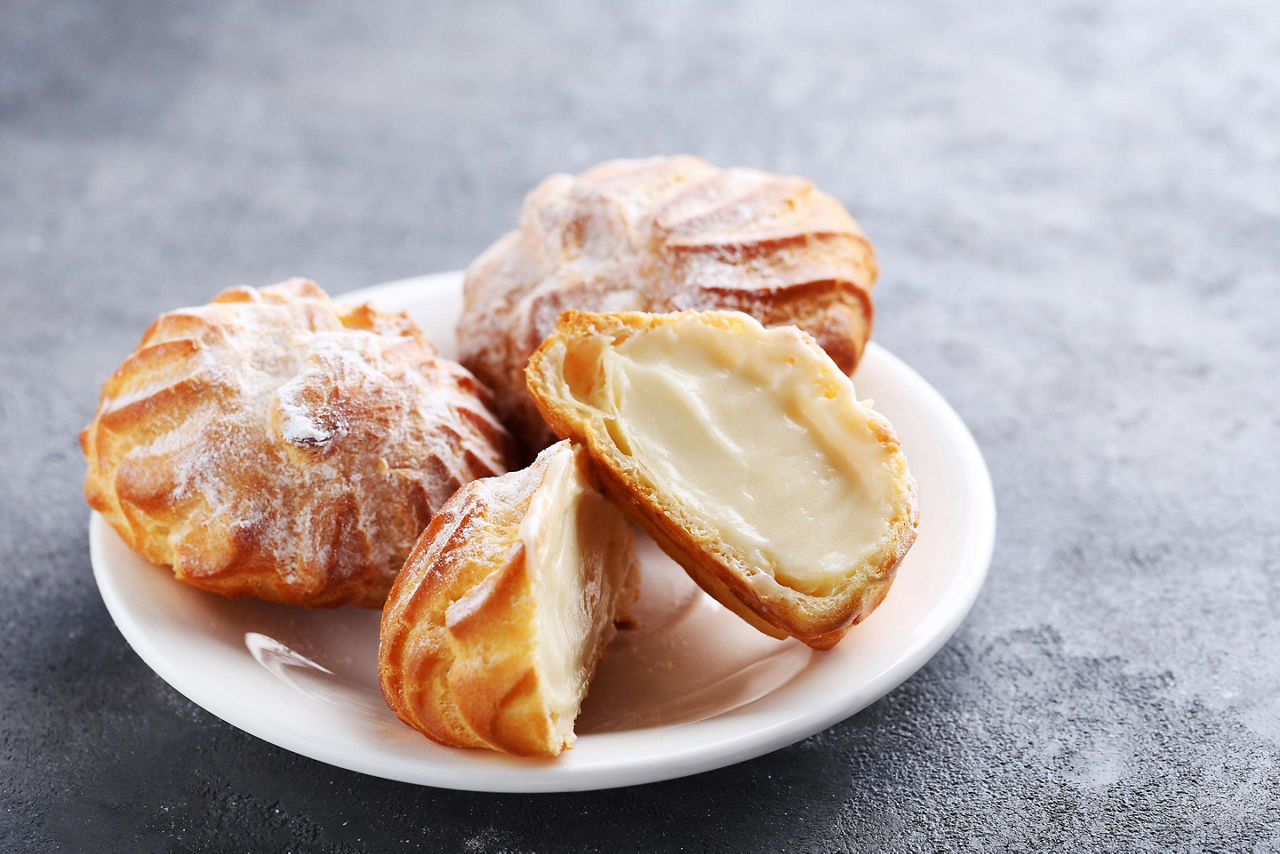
90 272 995 792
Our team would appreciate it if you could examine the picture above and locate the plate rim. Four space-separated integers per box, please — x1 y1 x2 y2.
90 272 996 792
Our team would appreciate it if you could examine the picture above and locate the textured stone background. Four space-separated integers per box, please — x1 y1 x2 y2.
3 0 1278 850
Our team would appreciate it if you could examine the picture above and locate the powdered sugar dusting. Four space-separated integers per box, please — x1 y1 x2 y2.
83 279 515 606
280 406 334 446
275 368 343 448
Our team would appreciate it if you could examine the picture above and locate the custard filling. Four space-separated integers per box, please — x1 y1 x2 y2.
520 444 631 742
566 318 898 597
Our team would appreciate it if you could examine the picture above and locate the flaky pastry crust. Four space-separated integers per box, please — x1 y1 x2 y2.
378 441 637 756
458 155 878 456
525 310 918 649
81 279 515 607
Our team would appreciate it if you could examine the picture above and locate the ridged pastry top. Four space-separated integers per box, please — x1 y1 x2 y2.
81 279 515 607
458 155 879 456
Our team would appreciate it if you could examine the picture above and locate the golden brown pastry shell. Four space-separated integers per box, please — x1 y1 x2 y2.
378 441 638 756
81 279 515 607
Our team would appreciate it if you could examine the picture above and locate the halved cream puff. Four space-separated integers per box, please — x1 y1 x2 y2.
378 440 637 756
525 310 918 649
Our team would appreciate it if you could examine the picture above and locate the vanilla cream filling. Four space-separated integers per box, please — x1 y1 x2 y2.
520 445 630 741
582 320 896 596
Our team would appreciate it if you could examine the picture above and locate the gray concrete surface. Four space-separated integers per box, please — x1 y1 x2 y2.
3 0 1278 850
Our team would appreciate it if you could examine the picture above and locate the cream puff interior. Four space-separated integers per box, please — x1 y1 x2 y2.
541 310 916 612
520 442 634 747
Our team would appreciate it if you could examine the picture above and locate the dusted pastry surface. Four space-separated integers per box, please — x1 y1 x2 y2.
80 279 515 607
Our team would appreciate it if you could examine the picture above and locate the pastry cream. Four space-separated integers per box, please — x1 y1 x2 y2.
520 445 632 740
568 320 897 597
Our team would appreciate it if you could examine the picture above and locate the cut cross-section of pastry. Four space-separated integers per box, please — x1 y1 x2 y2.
526 310 918 650
378 440 638 756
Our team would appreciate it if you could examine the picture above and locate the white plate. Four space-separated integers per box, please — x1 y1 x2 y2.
90 272 995 792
